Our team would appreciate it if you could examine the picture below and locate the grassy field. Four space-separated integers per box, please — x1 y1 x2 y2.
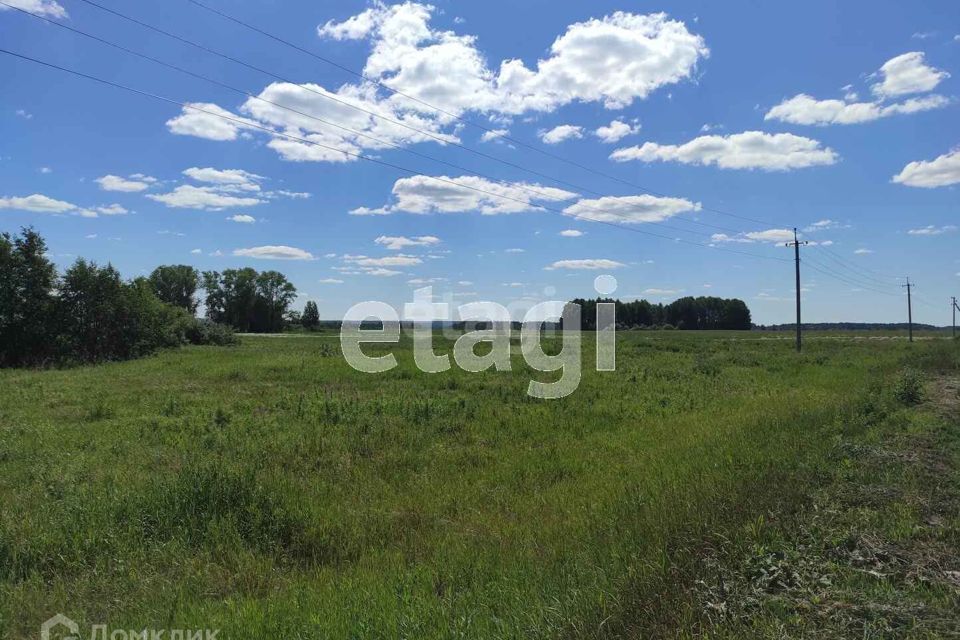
0 332 957 638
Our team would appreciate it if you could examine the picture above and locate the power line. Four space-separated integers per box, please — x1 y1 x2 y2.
0 47 792 265
807 243 899 288
1 1 743 242
802 258 903 298
74 0 788 231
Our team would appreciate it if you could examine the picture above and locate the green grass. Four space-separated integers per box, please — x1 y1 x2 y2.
0 332 954 638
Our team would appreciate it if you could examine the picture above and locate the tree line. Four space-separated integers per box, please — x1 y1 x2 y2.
0 228 319 368
570 296 752 330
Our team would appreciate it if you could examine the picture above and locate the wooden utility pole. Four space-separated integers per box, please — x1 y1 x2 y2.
785 228 808 352
902 278 913 343
953 296 958 339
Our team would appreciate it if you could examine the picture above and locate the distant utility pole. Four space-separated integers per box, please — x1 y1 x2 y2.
953 296 958 339
902 278 914 343
785 228 808 352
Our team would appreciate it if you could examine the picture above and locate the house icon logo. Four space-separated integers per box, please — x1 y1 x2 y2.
41 614 79 640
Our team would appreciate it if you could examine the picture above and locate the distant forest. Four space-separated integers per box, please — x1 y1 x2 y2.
570 296 752 330
756 322 948 331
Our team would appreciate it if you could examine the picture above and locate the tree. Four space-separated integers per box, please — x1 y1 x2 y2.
148 265 199 314
0 228 57 366
302 301 320 330
202 268 297 333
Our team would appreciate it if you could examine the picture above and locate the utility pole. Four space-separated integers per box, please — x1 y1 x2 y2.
901 278 913 343
952 296 958 339
785 228 808 352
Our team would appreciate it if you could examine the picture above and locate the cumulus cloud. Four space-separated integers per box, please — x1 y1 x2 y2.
169 6 707 162
765 93 949 126
96 204 128 216
233 245 314 260
148 185 263 210
611 131 838 171
375 235 441 250
892 148 960 188
539 125 583 144
871 52 949 98
183 167 264 191
351 175 577 215
319 5 708 114
559 229 584 237
545 258 626 270
853 248 873 255
96 174 155 192
227 214 256 223
563 194 700 224
594 118 642 143
0 0 67 18
0 193 77 213
907 224 957 236
480 128 509 143
319 278 344 284
166 103 262 141
711 228 795 244
344 254 423 267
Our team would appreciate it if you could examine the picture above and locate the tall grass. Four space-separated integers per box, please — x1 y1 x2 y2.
0 332 949 638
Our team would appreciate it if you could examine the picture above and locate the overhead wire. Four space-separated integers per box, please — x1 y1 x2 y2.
0 47 793 266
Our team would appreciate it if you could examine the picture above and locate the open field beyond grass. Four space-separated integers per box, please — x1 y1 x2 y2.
1 333 957 638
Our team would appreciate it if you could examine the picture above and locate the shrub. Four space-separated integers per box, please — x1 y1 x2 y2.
892 368 924 406
185 319 239 346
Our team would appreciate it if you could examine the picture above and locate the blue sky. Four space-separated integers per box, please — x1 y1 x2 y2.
1 0 958 324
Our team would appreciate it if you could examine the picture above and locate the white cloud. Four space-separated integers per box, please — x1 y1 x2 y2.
227 214 257 223
0 0 66 18
96 174 155 192
319 5 708 115
803 219 842 232
15 109 32 119
539 125 583 144
183 167 263 191
711 228 795 244
171 7 706 162
853 248 873 255
190 249 202 255
764 93 949 126
352 175 577 215
458 280 473 286
166 103 262 141
480 128 509 143
319 278 344 284
39 167 52 174
345 254 423 267
233 245 314 260
364 268 403 277
892 148 960 188
595 119 641 143
611 131 838 171
545 258 626 270
563 194 700 224
559 229 584 237
374 235 441 250
0 193 76 213
643 288 680 295
96 204 128 216
871 52 949 98
907 224 957 236
504 248 525 253
147 185 263 210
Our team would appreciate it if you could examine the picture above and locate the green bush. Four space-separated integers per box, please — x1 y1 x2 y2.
892 367 924 406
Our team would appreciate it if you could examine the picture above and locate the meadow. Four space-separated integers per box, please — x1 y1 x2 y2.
0 331 956 638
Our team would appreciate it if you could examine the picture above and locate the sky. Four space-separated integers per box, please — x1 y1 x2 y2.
1 0 958 325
